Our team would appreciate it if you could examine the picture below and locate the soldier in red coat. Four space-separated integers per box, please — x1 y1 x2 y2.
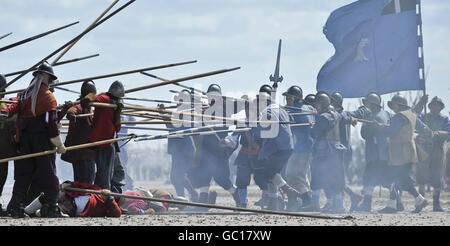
81 80 124 191
0 62 66 218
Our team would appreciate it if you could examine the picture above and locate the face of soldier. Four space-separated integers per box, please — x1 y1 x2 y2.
314 103 322 113
286 96 295 107
391 103 400 113
430 103 442 115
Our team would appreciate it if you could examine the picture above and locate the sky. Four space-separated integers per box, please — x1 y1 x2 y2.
1 0 449 112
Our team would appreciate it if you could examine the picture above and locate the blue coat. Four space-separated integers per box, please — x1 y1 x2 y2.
252 104 294 160
360 108 391 162
287 102 315 153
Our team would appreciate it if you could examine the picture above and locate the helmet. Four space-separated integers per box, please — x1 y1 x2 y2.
314 91 331 109
304 94 316 106
207 84 222 95
259 84 273 95
330 92 343 106
174 89 191 101
81 80 97 98
33 61 57 81
282 86 303 101
0 73 6 89
362 92 381 107
428 96 445 110
388 94 409 110
108 80 125 98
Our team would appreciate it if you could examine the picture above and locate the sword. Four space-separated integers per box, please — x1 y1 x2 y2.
269 39 283 99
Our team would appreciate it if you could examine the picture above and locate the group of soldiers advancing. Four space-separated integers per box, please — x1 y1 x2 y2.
164 82 449 214
0 61 448 218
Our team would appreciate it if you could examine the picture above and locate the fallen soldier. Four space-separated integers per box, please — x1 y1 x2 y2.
121 187 189 215
24 181 122 217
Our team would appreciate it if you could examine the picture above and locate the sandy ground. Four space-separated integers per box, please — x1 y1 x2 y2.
1 180 450 226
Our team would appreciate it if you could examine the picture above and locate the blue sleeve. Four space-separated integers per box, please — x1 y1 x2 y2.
444 117 450 142
415 117 429 132
380 114 408 137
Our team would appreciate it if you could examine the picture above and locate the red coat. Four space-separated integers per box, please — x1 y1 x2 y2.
122 190 172 215
87 94 121 148
66 181 121 218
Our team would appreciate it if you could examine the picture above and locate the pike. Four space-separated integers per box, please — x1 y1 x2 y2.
51 0 119 65
123 96 205 106
269 39 283 98
141 71 206 95
1 0 136 90
121 126 174 131
91 102 294 125
125 67 241 94
63 186 353 220
0 21 79 53
4 54 100 77
0 32 12 41
0 60 197 96
0 135 137 164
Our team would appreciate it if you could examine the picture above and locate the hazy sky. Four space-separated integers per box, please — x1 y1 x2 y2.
1 0 449 113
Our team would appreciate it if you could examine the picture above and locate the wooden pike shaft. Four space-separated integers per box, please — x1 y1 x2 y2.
4 54 100 77
0 32 12 41
0 135 135 164
0 21 79 53
2 0 136 90
63 187 353 220
1 60 197 96
125 67 241 94
51 0 119 65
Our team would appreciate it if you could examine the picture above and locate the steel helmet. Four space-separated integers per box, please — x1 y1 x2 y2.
108 80 125 98
315 91 331 109
33 61 57 81
207 84 222 95
81 80 97 98
282 85 303 101
304 94 316 106
362 92 381 107
330 91 343 106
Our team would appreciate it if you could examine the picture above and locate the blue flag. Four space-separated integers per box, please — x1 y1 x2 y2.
317 0 425 98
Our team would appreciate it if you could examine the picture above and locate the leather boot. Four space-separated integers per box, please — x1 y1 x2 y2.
355 195 372 212
10 192 26 218
266 196 279 211
231 190 240 207
349 193 363 213
433 190 444 212
280 184 299 211
0 204 8 217
300 192 312 207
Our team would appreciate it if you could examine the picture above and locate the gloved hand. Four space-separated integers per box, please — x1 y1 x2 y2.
80 93 96 109
60 101 74 113
50 135 67 154
350 116 358 127
60 182 71 192
144 208 156 214
101 189 112 199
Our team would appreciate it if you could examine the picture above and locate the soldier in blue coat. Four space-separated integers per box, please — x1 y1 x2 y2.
301 92 355 213
252 85 298 211
330 92 372 212
188 84 240 208
355 92 391 212
282 86 315 211
374 94 430 213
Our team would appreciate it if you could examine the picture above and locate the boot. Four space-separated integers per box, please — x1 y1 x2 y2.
280 184 299 210
231 190 240 207
321 201 334 213
208 191 217 205
378 199 397 214
349 193 363 213
10 192 26 218
255 194 269 208
46 205 65 218
412 195 428 213
433 191 444 212
299 192 312 207
0 204 8 217
193 192 210 211
355 195 372 212
266 197 279 211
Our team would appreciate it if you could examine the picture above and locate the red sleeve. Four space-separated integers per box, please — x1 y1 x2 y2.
2 102 19 116
124 200 148 215
105 198 122 217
